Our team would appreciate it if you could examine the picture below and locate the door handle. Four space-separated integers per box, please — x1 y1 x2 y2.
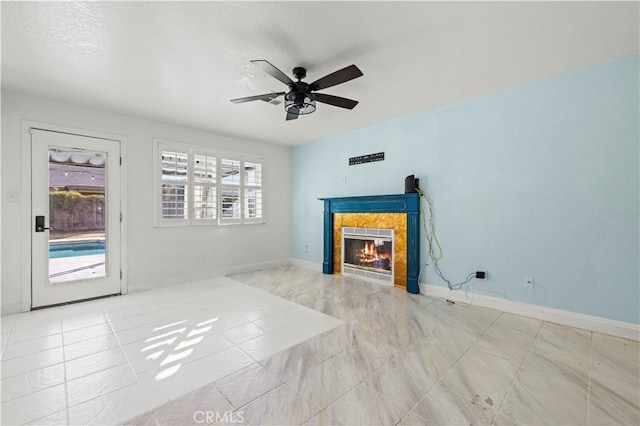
35 215 50 232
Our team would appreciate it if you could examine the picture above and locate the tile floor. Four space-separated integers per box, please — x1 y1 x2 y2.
1 265 639 425
0 274 341 425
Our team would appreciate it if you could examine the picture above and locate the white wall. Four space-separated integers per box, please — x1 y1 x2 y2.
1 90 291 311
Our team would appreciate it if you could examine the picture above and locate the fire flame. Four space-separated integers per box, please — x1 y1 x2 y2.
359 241 390 264
363 242 375 256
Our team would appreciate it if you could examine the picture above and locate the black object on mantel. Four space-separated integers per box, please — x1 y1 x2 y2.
405 175 419 193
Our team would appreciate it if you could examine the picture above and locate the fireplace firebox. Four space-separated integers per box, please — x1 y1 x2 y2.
341 227 394 285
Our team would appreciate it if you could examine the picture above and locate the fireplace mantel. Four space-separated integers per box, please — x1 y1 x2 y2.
319 193 420 294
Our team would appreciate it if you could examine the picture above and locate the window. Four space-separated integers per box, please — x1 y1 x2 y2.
244 161 263 222
193 152 217 221
160 150 189 223
155 140 264 226
219 158 241 224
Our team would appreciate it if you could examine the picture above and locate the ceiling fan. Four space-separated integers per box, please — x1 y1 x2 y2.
231 60 363 121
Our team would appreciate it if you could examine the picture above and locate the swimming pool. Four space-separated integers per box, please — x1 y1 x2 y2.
49 240 105 259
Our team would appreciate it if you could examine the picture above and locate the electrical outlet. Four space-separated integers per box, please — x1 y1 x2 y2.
340 175 347 184
199 253 206 262
304 245 309 253
524 276 534 287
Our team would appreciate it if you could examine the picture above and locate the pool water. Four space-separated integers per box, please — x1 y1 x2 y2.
49 240 106 259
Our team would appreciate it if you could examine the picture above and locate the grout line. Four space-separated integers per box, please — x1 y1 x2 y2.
0 356 66 383
490 319 544 425
4 328 64 347
585 330 594 425
62 317 71 425
482 310 503 336
15 316 79 424
1 337 64 361
401 329 479 418
0 364 66 403
25 408 68 426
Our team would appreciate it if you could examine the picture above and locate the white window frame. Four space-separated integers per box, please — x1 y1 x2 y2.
154 139 265 227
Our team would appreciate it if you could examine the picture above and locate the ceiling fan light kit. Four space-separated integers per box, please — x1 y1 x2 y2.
284 94 315 115
231 60 363 121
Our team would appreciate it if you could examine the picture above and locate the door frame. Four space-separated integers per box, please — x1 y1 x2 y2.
20 121 128 312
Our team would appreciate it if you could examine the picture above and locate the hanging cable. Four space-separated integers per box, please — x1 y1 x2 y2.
416 187 477 291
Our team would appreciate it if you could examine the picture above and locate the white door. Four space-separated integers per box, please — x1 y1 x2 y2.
31 129 121 307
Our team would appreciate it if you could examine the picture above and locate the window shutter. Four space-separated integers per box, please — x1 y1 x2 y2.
160 147 189 225
155 140 265 226
193 152 217 223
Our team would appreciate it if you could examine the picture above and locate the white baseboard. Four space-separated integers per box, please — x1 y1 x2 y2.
290 258 323 272
419 283 640 342
1 301 23 316
224 258 291 276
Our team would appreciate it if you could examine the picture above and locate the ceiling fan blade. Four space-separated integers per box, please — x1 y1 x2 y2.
286 108 300 121
314 93 359 110
251 60 295 86
310 65 363 91
230 92 285 104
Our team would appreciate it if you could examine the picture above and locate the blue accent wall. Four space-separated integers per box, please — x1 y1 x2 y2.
291 55 639 324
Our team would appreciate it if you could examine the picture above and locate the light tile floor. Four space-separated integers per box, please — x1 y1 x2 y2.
2 265 639 425
0 274 341 425
139 266 639 426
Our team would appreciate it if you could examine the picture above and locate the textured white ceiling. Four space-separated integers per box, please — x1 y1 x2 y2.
2 2 638 146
